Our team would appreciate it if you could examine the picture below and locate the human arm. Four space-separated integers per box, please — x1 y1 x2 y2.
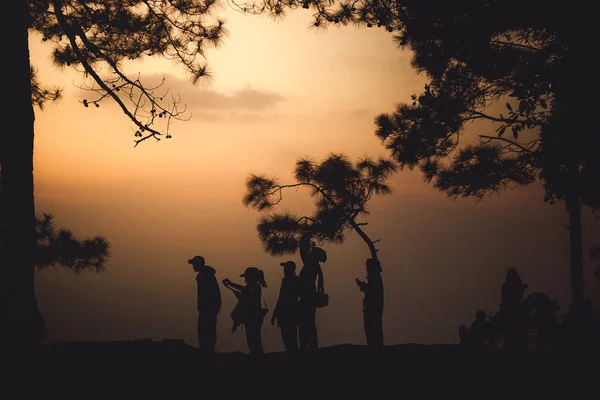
355 278 366 292
215 280 222 312
223 279 245 291
271 298 281 326
299 235 311 264
222 279 244 298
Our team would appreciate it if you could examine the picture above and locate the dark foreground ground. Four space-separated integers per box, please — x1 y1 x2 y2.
7 340 599 398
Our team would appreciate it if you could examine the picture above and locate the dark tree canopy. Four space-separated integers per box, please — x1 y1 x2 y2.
235 1 598 204
29 0 228 145
2 0 229 349
243 153 396 259
362 0 599 314
235 0 599 315
369 4 598 209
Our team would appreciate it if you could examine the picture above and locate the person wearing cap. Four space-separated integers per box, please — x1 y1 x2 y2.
189 255 221 354
271 260 302 351
298 235 326 350
223 267 268 355
355 258 384 348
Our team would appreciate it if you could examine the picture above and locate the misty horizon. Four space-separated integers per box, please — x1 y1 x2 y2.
26 6 600 354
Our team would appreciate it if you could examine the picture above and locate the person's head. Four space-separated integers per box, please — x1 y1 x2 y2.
280 261 296 277
366 258 382 274
240 267 267 288
188 255 205 272
506 268 521 283
311 247 327 263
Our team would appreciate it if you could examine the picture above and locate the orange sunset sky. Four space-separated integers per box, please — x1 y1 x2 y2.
29 6 600 352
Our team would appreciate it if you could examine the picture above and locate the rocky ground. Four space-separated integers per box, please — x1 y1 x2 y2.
7 339 598 398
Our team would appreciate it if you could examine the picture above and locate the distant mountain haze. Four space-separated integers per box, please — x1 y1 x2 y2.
30 9 600 353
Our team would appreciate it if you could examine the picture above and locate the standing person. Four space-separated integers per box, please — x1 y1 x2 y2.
298 235 326 350
501 268 528 309
355 258 384 348
188 255 221 354
223 267 268 355
469 311 490 350
271 261 302 351
500 268 528 351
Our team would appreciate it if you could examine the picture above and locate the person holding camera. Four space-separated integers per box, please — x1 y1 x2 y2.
223 267 268 355
188 255 221 354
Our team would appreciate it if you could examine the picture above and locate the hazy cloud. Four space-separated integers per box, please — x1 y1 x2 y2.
184 86 286 111
73 73 285 123
350 108 371 118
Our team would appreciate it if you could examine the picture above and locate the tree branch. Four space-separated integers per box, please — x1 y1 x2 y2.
479 135 535 154
267 181 379 258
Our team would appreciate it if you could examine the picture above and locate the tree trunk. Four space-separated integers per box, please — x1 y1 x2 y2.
348 220 379 260
0 0 45 354
566 196 584 316
549 27 590 321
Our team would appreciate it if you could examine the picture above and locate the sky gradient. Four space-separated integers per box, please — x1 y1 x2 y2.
30 7 600 353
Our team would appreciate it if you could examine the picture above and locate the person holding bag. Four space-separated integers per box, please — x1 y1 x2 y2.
297 235 327 350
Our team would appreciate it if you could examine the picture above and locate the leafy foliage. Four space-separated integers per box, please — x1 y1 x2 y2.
29 0 228 145
244 153 396 257
33 213 110 272
239 0 599 313
31 66 62 109
236 0 598 207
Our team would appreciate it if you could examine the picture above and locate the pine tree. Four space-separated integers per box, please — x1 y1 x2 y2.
2 0 226 351
243 153 395 260
240 0 600 318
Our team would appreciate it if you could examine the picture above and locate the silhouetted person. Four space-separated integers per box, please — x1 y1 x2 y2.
469 311 490 350
223 267 268 355
500 268 528 351
189 255 221 354
271 260 302 351
355 258 384 348
501 268 527 310
298 235 326 350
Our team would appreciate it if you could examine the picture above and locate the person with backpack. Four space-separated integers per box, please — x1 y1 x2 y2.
223 267 268 355
271 260 302 351
297 235 326 350
188 255 221 354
